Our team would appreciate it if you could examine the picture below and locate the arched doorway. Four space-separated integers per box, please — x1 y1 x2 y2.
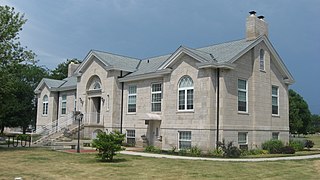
86 75 103 125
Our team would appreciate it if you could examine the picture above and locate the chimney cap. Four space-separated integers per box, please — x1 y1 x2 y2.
249 11 256 15
258 15 265 20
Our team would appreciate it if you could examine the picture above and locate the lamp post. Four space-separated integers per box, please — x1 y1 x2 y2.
76 112 83 153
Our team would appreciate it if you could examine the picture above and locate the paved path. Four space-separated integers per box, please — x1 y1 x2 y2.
120 151 320 162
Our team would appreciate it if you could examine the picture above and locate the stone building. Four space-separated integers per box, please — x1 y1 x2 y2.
34 11 294 150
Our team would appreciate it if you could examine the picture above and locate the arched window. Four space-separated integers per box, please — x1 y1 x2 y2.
93 81 101 90
87 75 102 91
42 95 48 115
259 49 265 71
178 76 194 110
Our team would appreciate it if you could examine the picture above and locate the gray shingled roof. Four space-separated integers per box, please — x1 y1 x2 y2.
127 54 171 77
197 39 253 62
43 78 64 88
126 38 254 77
92 50 140 72
60 76 77 89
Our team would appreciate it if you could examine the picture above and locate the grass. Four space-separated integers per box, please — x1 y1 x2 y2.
0 147 320 179
306 134 320 148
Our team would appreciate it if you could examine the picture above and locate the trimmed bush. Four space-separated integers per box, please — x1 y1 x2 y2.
280 146 295 154
289 139 304 151
189 146 202 157
208 148 224 157
305 140 314 150
262 139 284 154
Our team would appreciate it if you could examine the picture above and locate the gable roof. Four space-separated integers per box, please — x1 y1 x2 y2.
75 50 141 74
34 76 77 94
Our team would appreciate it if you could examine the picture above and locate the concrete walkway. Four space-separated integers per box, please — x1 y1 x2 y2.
120 151 320 162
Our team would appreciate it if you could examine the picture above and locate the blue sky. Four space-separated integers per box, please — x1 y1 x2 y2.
1 0 319 114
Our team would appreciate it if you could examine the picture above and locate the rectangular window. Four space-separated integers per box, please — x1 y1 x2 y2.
61 95 67 114
179 131 191 149
272 86 279 115
151 83 162 112
186 89 194 109
126 130 135 145
238 79 247 112
238 132 248 144
43 102 48 115
272 132 279 140
128 85 137 113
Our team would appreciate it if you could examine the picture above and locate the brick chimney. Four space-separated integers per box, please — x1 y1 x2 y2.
68 62 80 77
246 11 268 41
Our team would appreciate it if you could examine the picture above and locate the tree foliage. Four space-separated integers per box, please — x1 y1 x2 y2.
0 5 49 133
50 58 81 80
309 114 320 133
92 131 125 162
289 89 312 134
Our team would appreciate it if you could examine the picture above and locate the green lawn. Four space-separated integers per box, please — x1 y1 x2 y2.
306 134 320 149
0 147 320 180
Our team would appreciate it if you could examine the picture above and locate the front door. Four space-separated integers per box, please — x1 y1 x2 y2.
92 97 101 124
148 121 160 146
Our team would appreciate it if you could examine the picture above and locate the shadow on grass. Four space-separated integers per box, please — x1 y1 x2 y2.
96 158 129 163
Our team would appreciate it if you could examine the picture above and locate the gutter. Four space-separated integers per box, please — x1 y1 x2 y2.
120 71 124 134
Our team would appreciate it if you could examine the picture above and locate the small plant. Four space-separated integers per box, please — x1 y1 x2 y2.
189 146 202 157
289 139 304 151
178 149 187 156
304 140 314 150
145 145 155 152
144 145 161 153
208 147 224 157
169 146 177 154
280 146 295 154
92 131 125 162
17 134 30 141
218 140 241 158
262 139 284 154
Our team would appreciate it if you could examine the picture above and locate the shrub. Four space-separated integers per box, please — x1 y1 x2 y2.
280 146 295 154
144 145 161 153
189 146 202 157
305 140 314 150
262 139 284 154
92 131 125 162
289 139 304 151
178 149 187 156
17 134 30 141
241 149 268 156
208 148 224 157
218 140 241 158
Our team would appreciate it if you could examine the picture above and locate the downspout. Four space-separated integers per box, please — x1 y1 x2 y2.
120 71 124 134
216 68 220 149
56 91 60 132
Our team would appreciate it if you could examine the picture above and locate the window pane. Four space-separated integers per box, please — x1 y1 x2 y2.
272 97 278 106
62 95 67 101
179 76 193 88
179 131 191 149
152 84 161 92
129 86 137 94
187 89 193 109
238 91 246 102
178 90 185 110
152 103 161 112
272 132 279 140
272 105 278 115
152 93 161 102
238 101 246 112
238 80 246 90
128 95 136 104
260 49 265 70
128 104 136 112
272 86 278 95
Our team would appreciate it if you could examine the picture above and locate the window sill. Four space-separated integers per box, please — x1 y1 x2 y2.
272 114 280 118
150 111 162 114
177 110 194 113
259 69 266 73
127 112 137 115
42 114 48 117
238 111 249 115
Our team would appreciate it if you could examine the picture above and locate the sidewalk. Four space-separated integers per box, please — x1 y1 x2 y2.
120 150 320 162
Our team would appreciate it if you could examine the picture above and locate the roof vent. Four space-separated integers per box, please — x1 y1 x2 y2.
258 15 265 20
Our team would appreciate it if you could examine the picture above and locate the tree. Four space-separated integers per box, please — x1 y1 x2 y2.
50 58 81 80
289 89 312 134
0 5 48 133
309 114 320 134
92 131 125 162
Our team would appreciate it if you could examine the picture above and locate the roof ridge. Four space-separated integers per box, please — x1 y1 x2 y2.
91 49 141 60
195 38 250 50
